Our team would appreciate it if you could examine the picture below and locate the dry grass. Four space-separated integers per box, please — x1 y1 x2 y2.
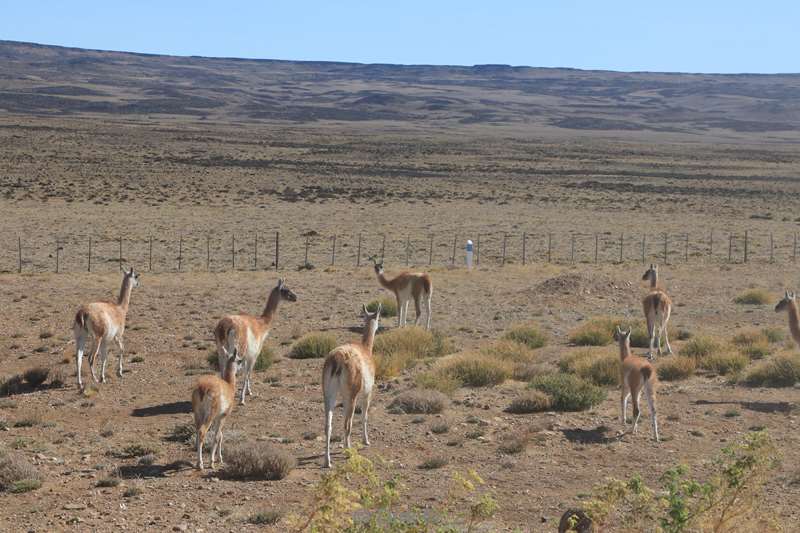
0 448 42 493
432 353 511 387
656 356 696 381
502 324 547 350
559 349 620 386
419 456 448 470
414 371 461 396
681 336 725 359
744 353 800 387
528 374 606 412
374 327 453 380
731 329 773 360
366 296 397 318
498 431 531 455
223 441 295 480
698 352 749 376
570 317 618 346
0 375 24 397
480 340 538 364
506 390 552 414
734 289 771 305
287 333 337 359
22 367 49 388
389 389 448 414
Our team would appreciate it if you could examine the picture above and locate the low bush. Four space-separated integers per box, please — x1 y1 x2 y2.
223 441 295 480
414 372 460 396
559 349 620 387
288 333 337 359
570 317 617 346
502 324 547 350
0 448 42 493
529 374 606 412
699 352 748 376
96 477 120 488
761 327 784 344
374 327 453 380
22 367 49 388
0 375 24 397
419 456 448 470
497 432 530 455
434 353 511 387
656 356 696 381
480 340 537 364
389 390 448 414
744 353 800 387
734 289 771 305
681 336 724 359
506 390 551 414
511 362 551 382
248 510 282 525
366 296 397 318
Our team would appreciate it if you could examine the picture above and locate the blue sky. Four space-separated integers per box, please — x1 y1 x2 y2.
1 1 797 73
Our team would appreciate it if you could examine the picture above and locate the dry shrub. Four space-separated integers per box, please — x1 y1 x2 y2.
732 329 773 360
374 327 453 380
570 317 617 346
248 510 282 525
681 336 724 359
209 345 273 370
529 374 606 412
22 367 49 388
288 333 337 359
734 289 771 305
480 340 537 364
761 327 784 344
0 375 24 397
0 448 42 493
512 362 552 381
502 324 547 349
498 431 531 455
418 456 448 470
559 349 620 386
744 353 800 387
434 353 511 387
699 352 749 376
224 441 295 480
366 296 397 318
656 356 696 381
506 390 551 414
48 367 68 388
389 389 448 414
414 371 461 396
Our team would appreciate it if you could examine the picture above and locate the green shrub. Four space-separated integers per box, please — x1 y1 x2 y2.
374 327 453 380
366 296 397 318
414 372 460 396
253 345 276 371
502 324 547 350
389 390 448 414
0 448 42 493
22 367 49 388
656 356 696 381
434 353 511 387
559 350 619 386
121 444 158 458
734 289 771 305
529 374 606 412
570 319 615 346
681 336 724 359
223 442 295 480
744 353 800 387
506 390 552 414
699 352 748 376
498 432 530 455
628 321 679 348
288 333 337 359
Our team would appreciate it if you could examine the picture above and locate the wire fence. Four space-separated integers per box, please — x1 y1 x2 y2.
1 229 798 274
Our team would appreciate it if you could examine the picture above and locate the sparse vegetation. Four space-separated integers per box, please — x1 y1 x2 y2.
22 367 49 387
656 356 696 381
744 353 800 387
734 289 771 305
419 456 448 470
506 390 552 414
414 371 461 396
121 444 159 458
123 486 142 498
389 389 448 414
287 333 337 359
681 335 724 359
430 422 449 434
498 431 530 455
374 327 453 380
96 477 120 488
570 317 618 346
0 448 42 493
0 375 24 397
366 296 397 318
224 442 295 480
433 353 511 387
731 330 772 360
699 352 749 376
559 349 619 386
502 324 547 349
529 374 606 412
248 510 282 525
480 340 537 364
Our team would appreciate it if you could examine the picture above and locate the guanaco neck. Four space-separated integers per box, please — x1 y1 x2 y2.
649 272 658 290
619 339 632 361
117 277 133 314
376 270 394 292
223 359 238 388
361 319 378 354
260 287 282 324
788 301 800 345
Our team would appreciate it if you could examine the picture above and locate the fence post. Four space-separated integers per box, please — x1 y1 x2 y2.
547 233 553 263
254 233 258 270
17 236 21 273
522 232 527 265
794 233 798 263
149 235 153 272
119 236 123 271
728 233 733 263
206 235 210 271
405 235 410 266
619 233 624 263
331 234 337 266
502 233 507 265
663 233 668 265
304 235 310 266
641 234 646 264
428 234 433 266
55 239 60 274
357 233 362 267
744 230 749 263
571 233 576 263
88 236 92 272
769 232 774 263
451 234 456 265
275 231 279 270
476 235 480 266
178 235 183 272
594 234 599 263
684 233 689 262
709 230 713 258
232 234 236 270
380 234 386 263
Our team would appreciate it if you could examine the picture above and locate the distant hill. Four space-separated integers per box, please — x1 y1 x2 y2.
1 40 800 141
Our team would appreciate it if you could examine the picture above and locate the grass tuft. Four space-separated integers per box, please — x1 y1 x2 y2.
656 356 696 381
414 372 461 396
744 353 800 387
419 456 448 470
529 373 606 412
734 289 771 305
247 510 282 525
433 353 511 387
23 367 49 388
366 296 397 318
374 327 453 380
288 333 337 359
389 390 448 414
559 349 620 386
681 336 724 359
0 376 25 397
223 442 295 480
698 352 749 376
502 324 547 350
0 448 42 493
506 390 552 414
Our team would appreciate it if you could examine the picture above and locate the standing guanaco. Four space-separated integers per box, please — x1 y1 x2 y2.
370 257 432 329
615 326 659 442
642 264 673 359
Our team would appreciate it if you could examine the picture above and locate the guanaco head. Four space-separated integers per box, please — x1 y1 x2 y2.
276 278 298 302
775 290 796 313
642 264 657 284
368 255 384 275
222 348 244 380
124 267 140 288
361 303 381 336
614 325 632 349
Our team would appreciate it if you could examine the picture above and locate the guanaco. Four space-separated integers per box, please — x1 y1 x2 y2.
616 326 659 442
775 291 800 348
370 257 432 329
641 264 673 359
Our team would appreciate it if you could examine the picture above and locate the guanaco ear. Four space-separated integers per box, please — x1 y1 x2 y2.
362 304 369 316
277 278 285 288
375 302 382 317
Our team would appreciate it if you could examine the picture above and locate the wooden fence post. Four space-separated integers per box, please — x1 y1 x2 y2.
119 236 123 271
148 235 153 272
663 233 668 265
275 231 279 270
331 234 337 266
232 234 236 270
476 235 480 266
571 233 576 263
405 235 410 266
619 233 624 263
380 234 386 263
88 236 92 272
641 234 646 263
451 234 457 265
594 233 599 263
178 235 183 272
428 234 433 266
728 233 733 263
17 236 21 273
522 232 527 265
744 230 749 263
254 232 258 270
356 233 362 267
684 233 689 262
502 233 507 265
547 233 553 263
769 232 774 263
206 235 210 271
